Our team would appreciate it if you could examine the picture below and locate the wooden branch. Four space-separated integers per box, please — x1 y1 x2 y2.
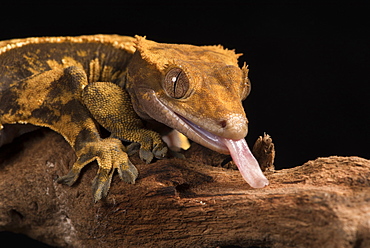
1 129 370 247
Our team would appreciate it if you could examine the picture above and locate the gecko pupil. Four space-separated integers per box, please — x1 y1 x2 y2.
164 68 189 99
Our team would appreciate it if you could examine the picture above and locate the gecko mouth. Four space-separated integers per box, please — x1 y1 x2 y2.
176 113 229 153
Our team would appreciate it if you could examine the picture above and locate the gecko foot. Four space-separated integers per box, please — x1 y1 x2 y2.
125 133 168 163
57 137 138 202
138 143 168 164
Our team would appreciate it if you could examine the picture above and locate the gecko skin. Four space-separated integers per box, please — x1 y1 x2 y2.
0 34 268 202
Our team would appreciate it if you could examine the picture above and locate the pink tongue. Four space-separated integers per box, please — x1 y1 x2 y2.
221 138 269 188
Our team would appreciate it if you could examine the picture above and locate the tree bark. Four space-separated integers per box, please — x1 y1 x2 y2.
1 129 370 247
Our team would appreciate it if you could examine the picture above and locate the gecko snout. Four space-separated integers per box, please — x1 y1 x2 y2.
218 114 248 140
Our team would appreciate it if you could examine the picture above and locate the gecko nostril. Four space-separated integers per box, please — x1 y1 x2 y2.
217 115 248 139
219 120 227 128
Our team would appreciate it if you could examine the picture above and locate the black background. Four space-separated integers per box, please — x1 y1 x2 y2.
1 2 369 246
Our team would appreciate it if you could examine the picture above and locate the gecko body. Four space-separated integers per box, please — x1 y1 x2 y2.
0 35 268 201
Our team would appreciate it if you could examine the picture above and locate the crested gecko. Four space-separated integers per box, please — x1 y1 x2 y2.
0 34 268 202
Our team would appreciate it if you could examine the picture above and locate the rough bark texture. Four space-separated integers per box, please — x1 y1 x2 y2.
1 129 370 247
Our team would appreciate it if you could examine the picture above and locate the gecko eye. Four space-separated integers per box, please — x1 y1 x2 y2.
163 68 189 99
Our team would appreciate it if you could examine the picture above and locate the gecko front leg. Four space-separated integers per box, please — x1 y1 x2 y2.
81 81 168 163
51 67 145 201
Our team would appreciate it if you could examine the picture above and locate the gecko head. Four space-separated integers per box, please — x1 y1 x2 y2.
126 36 251 154
126 36 269 189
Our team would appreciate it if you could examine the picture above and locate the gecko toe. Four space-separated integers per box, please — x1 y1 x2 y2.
92 168 114 202
126 142 140 156
139 149 154 164
117 159 138 183
92 150 139 202
56 168 81 186
129 142 167 162
153 145 168 159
